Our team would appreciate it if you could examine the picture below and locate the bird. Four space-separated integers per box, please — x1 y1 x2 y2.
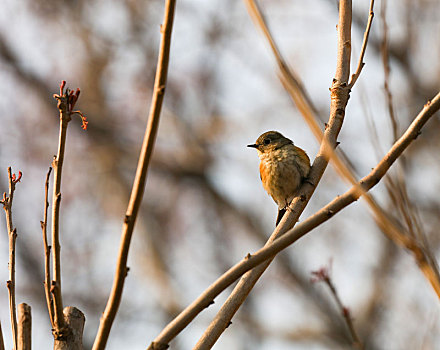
247 131 311 226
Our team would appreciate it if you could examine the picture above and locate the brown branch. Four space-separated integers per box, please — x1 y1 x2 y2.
311 264 363 350
192 1 353 348
1 167 22 350
41 167 54 327
91 1 177 349
53 307 85 350
51 81 86 337
243 0 320 123
380 0 398 141
51 88 70 333
147 91 440 349
50 280 66 340
17 303 32 350
348 0 375 89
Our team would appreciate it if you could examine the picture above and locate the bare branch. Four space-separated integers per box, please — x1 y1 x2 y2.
380 0 398 141
311 263 363 350
41 167 54 327
244 0 320 124
148 91 440 349
92 1 177 349
1 167 22 350
348 0 375 89
51 85 70 332
51 81 86 337
17 303 32 350
53 307 85 350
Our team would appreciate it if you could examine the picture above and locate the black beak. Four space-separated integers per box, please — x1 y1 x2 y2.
247 144 258 148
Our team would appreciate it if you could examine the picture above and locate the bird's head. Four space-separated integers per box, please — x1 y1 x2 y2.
247 131 293 153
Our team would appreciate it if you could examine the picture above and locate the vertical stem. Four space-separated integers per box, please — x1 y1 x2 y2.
380 0 398 142
6 229 17 349
53 307 85 350
17 303 32 350
91 1 176 349
51 99 71 332
3 167 18 350
335 0 352 84
41 167 54 326
52 121 67 286
7 229 18 350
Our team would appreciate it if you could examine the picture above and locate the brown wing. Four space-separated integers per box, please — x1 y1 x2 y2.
294 146 311 178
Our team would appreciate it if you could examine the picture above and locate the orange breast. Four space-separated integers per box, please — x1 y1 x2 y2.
259 162 267 183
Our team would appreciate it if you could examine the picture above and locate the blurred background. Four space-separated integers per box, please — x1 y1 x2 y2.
0 0 439 349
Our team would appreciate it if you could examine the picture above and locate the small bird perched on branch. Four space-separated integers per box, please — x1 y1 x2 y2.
248 131 311 226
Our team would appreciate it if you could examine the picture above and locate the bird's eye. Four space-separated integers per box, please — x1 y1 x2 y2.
263 138 271 145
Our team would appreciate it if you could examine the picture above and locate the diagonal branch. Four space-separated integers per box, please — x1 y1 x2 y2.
147 91 440 349
91 1 177 349
243 0 319 123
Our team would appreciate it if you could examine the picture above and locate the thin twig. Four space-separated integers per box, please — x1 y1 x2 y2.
6 229 17 350
51 81 86 337
41 167 54 327
92 1 177 349
51 90 69 332
380 0 398 141
148 91 440 349
244 0 319 122
348 0 375 89
1 167 21 350
378 0 440 297
311 264 364 350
